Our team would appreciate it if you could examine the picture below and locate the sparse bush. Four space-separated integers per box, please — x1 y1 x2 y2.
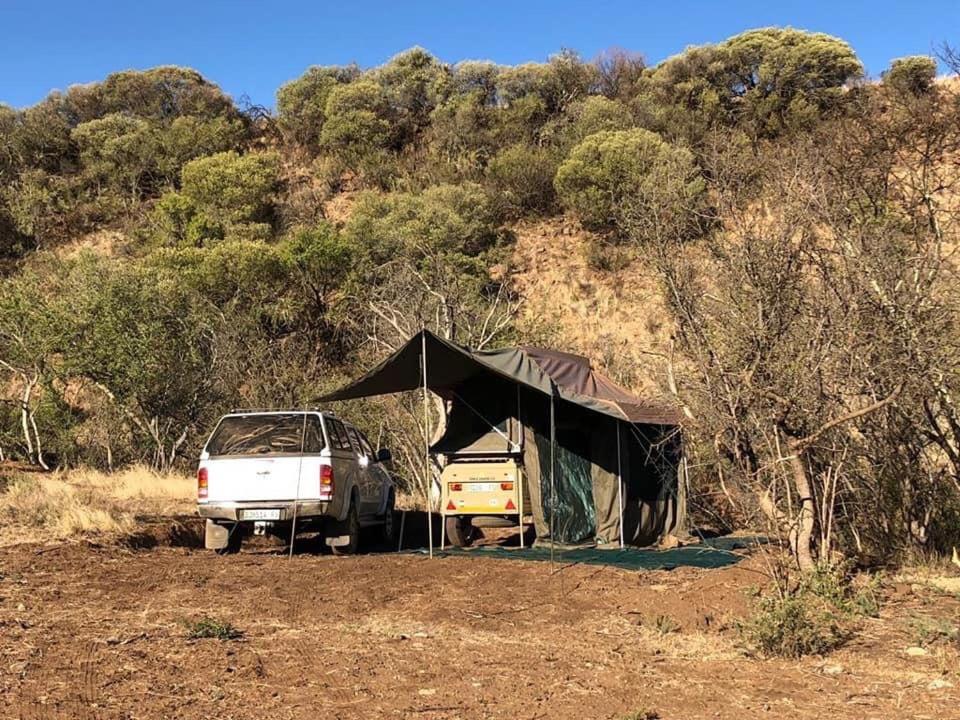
738 563 882 658
485 143 559 217
739 592 846 658
909 616 959 648
183 616 242 641
621 710 659 720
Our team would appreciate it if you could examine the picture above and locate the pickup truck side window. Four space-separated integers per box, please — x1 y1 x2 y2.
346 427 365 456
304 415 325 453
328 419 352 451
358 432 375 458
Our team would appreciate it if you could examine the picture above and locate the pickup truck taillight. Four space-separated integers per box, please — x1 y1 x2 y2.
319 464 334 499
197 467 208 499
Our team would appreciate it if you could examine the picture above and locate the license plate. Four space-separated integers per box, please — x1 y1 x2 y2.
240 508 282 521
467 482 498 492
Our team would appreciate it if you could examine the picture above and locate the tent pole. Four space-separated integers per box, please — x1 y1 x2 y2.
617 420 625 550
422 330 434 559
289 410 309 559
549 390 556 571
517 384 524 549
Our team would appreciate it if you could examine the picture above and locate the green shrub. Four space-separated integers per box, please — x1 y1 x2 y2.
554 128 708 241
739 592 846 658
738 563 882 658
183 616 242 641
883 56 938 96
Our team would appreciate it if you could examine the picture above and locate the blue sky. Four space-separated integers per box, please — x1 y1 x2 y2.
2 1 958 109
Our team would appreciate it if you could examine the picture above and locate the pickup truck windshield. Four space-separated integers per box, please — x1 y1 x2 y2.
206 414 325 456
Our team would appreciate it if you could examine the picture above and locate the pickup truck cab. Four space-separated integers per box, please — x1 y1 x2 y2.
197 410 395 554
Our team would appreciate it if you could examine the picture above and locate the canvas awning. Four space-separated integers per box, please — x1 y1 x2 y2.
319 330 679 426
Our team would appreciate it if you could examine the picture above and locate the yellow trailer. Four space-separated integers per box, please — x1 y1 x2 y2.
441 458 531 547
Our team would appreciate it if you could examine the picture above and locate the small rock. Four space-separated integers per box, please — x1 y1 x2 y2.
822 664 843 675
659 535 681 549
906 646 928 657
418 688 436 696
16 603 25 612
105 636 120 645
928 679 954 690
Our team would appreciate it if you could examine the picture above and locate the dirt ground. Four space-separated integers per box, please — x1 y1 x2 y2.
1 520 959 720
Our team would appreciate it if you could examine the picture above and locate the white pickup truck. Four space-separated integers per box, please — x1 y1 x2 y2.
197 410 395 554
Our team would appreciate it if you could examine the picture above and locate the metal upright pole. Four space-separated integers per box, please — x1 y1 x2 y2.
617 421 625 550
517 384 524 549
289 410 309 559
422 330 434 559
549 390 556 570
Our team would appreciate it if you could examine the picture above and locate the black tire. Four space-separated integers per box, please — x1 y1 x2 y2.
216 523 243 555
380 490 397 546
330 498 360 556
445 516 474 548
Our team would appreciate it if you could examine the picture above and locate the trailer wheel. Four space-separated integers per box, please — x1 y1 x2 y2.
445 516 474 547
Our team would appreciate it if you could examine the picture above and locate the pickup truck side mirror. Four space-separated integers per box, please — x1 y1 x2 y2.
376 448 392 463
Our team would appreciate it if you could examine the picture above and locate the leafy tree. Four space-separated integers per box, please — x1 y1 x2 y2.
882 56 938 96
345 182 503 263
550 95 635 146
554 128 707 238
276 64 361 149
180 150 280 226
497 50 597 114
319 81 392 166
593 48 646 100
71 114 158 201
638 28 863 141
371 48 450 146
448 61 500 103
64 66 239 123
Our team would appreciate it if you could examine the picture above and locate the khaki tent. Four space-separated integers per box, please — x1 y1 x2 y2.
320 330 684 547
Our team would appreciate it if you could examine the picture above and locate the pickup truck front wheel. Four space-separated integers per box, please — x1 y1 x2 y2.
380 490 396 546
329 499 360 556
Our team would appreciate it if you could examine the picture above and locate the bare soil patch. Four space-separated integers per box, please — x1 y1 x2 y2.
2 523 958 720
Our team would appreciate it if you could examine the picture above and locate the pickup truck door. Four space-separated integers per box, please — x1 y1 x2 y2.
324 418 360 518
357 429 390 515
346 426 380 515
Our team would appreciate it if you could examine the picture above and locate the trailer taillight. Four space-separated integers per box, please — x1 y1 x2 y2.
449 482 463 492
500 482 514 491
197 467 208 499
319 464 334 499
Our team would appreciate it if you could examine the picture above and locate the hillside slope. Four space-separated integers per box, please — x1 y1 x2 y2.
509 217 674 399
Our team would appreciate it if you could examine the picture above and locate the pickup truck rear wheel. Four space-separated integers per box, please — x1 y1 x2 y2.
216 523 243 555
445 516 474 548
330 499 360 556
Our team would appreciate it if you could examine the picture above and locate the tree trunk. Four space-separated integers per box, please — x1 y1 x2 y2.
787 444 817 571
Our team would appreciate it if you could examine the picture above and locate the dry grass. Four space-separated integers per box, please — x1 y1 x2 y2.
0 465 194 545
